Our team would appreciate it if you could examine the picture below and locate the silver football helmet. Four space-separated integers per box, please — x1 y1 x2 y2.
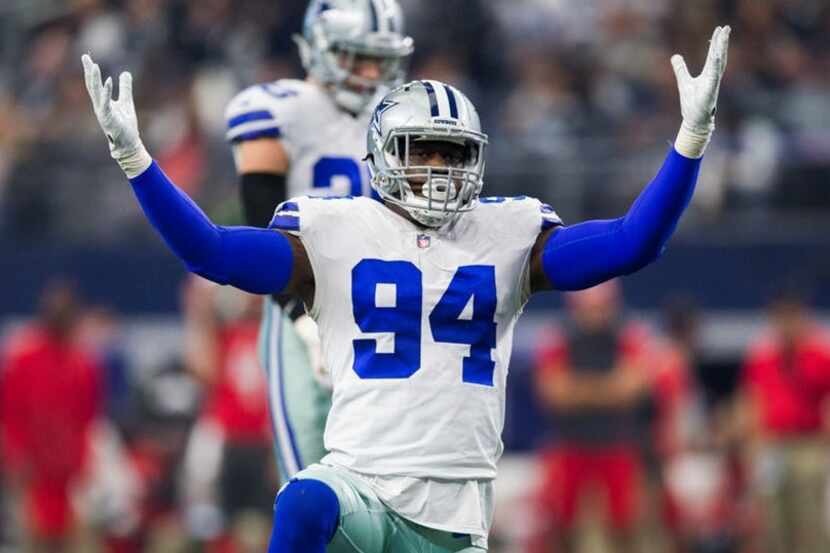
367 80 488 228
295 0 414 114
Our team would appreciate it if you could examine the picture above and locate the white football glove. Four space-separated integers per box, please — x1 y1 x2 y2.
82 54 152 178
672 25 731 159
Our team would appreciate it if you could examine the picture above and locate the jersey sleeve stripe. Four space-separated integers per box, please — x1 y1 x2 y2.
268 214 300 231
228 110 275 129
278 201 299 213
227 127 282 143
542 218 562 231
540 203 563 230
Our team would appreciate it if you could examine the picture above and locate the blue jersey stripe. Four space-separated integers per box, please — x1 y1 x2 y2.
368 0 379 31
443 84 459 119
279 201 299 213
263 302 303 478
269 214 300 231
275 310 304 472
231 128 281 142
421 81 440 117
228 110 274 129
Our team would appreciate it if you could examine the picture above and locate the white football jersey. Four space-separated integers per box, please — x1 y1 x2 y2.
270 194 562 541
271 197 561 548
225 79 373 198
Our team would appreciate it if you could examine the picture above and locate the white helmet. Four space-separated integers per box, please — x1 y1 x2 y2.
295 0 414 114
367 80 488 228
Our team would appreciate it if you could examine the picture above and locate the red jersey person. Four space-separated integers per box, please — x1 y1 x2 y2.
0 281 102 552
652 298 744 552
181 277 273 552
533 280 652 553
740 286 830 553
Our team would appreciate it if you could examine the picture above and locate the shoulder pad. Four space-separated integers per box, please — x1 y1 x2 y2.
225 80 322 143
268 198 302 233
478 196 563 232
267 194 362 234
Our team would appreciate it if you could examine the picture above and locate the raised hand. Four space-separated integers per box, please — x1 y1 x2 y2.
82 54 151 178
671 26 731 157
671 25 732 159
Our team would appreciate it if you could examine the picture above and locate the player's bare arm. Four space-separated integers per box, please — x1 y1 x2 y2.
234 138 289 175
82 54 315 301
528 26 730 294
283 233 315 305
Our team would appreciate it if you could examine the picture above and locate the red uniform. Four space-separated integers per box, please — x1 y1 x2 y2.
0 326 101 538
650 340 689 460
204 319 269 444
742 326 830 436
535 323 651 531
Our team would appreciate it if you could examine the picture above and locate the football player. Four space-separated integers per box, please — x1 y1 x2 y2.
224 0 413 482
82 24 730 553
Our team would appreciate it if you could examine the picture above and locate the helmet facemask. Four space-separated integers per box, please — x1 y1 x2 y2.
373 129 487 228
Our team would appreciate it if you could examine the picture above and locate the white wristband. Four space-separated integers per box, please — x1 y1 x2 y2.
115 143 153 179
674 123 712 159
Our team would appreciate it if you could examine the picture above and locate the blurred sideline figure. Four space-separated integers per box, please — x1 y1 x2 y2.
532 280 652 553
655 299 743 553
738 285 830 553
224 0 414 482
0 281 102 553
181 276 274 553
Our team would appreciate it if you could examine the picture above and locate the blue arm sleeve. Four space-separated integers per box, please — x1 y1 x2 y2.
542 148 701 291
129 162 293 294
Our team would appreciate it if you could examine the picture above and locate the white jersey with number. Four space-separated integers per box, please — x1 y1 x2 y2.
225 79 372 198
270 195 562 543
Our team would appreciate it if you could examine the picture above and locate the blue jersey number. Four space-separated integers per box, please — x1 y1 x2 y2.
352 260 422 379
351 260 498 386
430 266 498 386
313 157 363 197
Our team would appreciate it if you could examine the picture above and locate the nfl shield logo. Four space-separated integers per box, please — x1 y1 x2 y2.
417 234 431 249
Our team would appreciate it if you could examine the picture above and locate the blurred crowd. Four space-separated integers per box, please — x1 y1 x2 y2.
3 277 830 553
1 0 830 245
0 278 275 553
521 280 830 553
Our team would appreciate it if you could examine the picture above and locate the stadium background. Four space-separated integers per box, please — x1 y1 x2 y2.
1 1 829 552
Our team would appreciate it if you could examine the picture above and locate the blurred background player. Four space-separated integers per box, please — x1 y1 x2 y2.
738 285 830 553
0 281 102 553
533 280 652 553
181 276 274 553
656 298 745 553
223 0 414 482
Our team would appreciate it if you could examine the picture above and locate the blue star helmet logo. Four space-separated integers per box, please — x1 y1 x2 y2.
372 98 398 135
